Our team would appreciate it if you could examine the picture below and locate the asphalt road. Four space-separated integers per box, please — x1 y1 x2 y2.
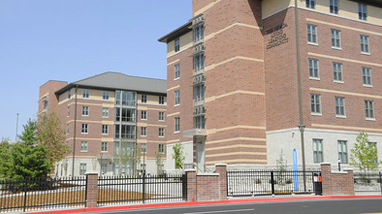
89 198 382 214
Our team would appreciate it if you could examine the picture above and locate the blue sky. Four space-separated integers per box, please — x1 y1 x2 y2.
0 0 192 141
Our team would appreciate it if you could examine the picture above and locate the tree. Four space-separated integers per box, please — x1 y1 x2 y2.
350 132 381 173
0 138 13 178
37 112 70 172
172 143 185 169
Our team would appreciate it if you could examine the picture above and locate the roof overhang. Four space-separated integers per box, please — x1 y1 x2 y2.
158 22 192 43
349 0 382 7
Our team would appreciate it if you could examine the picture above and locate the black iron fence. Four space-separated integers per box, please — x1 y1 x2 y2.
354 172 382 195
0 176 86 213
98 174 187 206
227 170 321 197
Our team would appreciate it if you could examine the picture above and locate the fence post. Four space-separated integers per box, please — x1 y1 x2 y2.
23 178 27 212
182 174 187 201
215 163 227 200
271 171 275 196
142 172 146 204
380 171 382 195
85 172 99 208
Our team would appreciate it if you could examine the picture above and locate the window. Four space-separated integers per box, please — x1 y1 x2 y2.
362 67 372 86
141 127 147 137
306 0 315 9
313 139 323 163
68 89 72 99
102 125 109 135
360 35 369 53
174 90 180 105
175 117 180 132
307 25 317 44
159 144 165 154
115 90 136 106
43 96 49 110
159 96 165 105
67 106 70 117
116 108 136 122
82 89 89 98
174 64 180 79
175 37 180 52
159 112 165 121
141 111 147 120
309 59 319 79
335 97 345 116
194 53 205 73
81 141 88 152
103 91 109 100
195 115 205 129
101 142 108 152
141 143 147 153
338 140 348 164
81 123 88 134
82 106 89 116
331 29 341 48
194 84 205 104
102 108 109 118
141 94 147 103
194 23 204 43
66 124 70 134
333 63 343 82
365 100 374 119
114 124 136 139
311 94 321 114
368 142 378 164
358 3 367 20
159 128 165 137
79 163 87 175
330 0 338 14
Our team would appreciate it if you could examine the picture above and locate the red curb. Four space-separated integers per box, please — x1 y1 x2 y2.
29 195 382 214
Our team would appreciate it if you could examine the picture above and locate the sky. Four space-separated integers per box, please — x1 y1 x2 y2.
0 0 192 141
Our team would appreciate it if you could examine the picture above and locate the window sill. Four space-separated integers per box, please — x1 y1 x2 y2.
81 133 88 135
308 42 318 46
159 136 165 138
82 115 89 117
336 115 346 119
174 131 180 134
309 77 320 81
174 104 180 107
141 119 147 121
174 78 180 81
334 80 344 84
363 84 373 88
332 47 342 50
80 151 88 153
361 52 371 56
159 120 165 122
141 135 147 138
102 134 108 136
366 118 376 121
101 151 108 153
311 113 322 116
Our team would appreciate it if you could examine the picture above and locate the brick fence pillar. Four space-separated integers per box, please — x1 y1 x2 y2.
343 168 355 195
85 172 99 208
185 169 197 202
320 163 355 196
215 163 227 200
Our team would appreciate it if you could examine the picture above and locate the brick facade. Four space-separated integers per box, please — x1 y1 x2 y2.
321 163 355 196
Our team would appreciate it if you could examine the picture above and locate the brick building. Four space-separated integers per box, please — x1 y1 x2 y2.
159 0 382 171
38 72 167 176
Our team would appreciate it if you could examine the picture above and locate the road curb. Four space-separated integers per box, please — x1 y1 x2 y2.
29 195 382 214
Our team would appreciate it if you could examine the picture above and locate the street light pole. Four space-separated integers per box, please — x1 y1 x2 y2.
298 125 307 192
15 113 19 142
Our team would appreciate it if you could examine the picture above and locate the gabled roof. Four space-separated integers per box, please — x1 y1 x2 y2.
55 72 167 95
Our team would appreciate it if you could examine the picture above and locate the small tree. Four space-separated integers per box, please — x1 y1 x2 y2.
0 138 13 178
350 132 381 173
172 143 185 169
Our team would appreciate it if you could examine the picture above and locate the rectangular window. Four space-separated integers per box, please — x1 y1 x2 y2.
116 108 136 122
159 144 165 154
68 89 71 99
81 123 88 134
313 139 323 163
174 64 180 79
174 90 180 105
114 124 136 139
365 100 374 119
81 141 88 152
358 3 367 20
362 67 372 86
159 128 165 137
311 94 321 114
115 90 136 106
175 37 180 52
338 140 348 164
309 59 319 79
194 23 204 43
141 111 147 120
159 112 165 121
79 163 87 175
103 91 109 100
195 115 205 129
307 25 317 44
102 125 109 135
194 84 205 105
82 89 89 98
330 0 338 14
102 108 109 118
368 142 378 164
101 142 108 152
66 124 70 134
331 29 341 48
141 94 147 103
175 117 180 132
360 35 369 53
159 96 165 105
194 53 205 73
306 0 315 9
141 143 147 153
335 97 345 116
43 96 49 110
141 127 147 137
333 63 343 82
82 106 89 116
67 106 70 117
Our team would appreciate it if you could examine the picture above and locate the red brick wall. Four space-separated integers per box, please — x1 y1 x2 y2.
321 163 354 196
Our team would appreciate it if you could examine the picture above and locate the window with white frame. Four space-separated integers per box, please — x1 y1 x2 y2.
103 91 109 100
306 0 315 9
194 53 204 73
358 3 367 20
81 123 88 134
141 143 147 153
81 141 88 152
141 111 147 120
43 96 49 110
331 29 341 48
174 64 180 79
313 139 323 163
141 94 147 103
66 124 70 134
82 89 89 98
335 97 345 116
175 37 180 52
159 128 165 137
68 89 71 99
330 0 338 14
362 67 372 86
102 125 108 135
101 142 108 152
368 142 378 164
307 25 317 44
338 140 348 164
159 112 165 121
159 144 165 154
141 127 147 137
175 117 180 132
311 94 321 114
174 90 180 105
194 23 204 43
102 107 109 118
82 106 89 116
360 35 369 53
159 96 165 105
309 59 319 79
333 62 343 82
365 100 374 119
79 163 87 175
67 106 70 117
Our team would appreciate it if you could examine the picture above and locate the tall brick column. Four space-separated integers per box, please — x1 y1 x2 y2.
215 163 227 200
185 169 197 202
85 172 99 208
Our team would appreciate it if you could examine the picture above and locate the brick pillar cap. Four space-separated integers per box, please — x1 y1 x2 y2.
85 172 99 175
215 163 227 167
320 162 331 166
185 169 197 172
343 168 354 171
